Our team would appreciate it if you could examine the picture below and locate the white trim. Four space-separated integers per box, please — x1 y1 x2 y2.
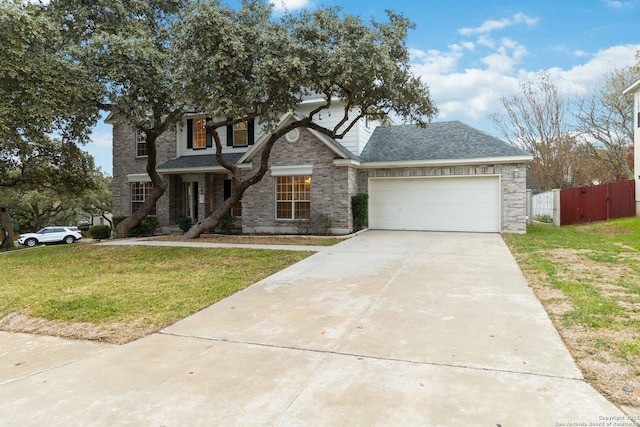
270 165 314 176
334 159 361 167
623 78 640 95
357 155 533 169
238 111 351 163
285 128 300 142
157 163 253 175
127 173 151 183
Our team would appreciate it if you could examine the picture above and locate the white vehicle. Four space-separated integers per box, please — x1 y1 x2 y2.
18 226 83 247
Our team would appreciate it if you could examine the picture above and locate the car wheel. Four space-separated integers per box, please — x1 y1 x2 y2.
25 238 37 247
63 236 75 244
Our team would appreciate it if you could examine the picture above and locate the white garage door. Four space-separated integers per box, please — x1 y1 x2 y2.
369 176 500 232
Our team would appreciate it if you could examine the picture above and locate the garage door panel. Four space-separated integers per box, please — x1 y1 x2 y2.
369 177 500 232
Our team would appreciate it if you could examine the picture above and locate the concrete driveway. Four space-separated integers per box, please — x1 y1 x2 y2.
0 231 626 425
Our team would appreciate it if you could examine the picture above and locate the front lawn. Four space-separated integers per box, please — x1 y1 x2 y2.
503 217 640 408
1 244 312 343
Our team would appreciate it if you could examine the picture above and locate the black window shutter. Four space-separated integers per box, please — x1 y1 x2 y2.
187 119 193 149
226 119 233 147
248 119 255 145
223 179 231 200
205 117 212 148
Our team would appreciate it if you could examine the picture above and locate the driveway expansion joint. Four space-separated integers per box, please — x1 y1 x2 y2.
158 331 586 382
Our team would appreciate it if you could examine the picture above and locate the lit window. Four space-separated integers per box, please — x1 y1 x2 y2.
131 182 156 215
276 176 311 220
193 118 207 149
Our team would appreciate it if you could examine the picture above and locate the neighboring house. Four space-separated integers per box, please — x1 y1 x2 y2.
110 98 532 235
623 79 640 216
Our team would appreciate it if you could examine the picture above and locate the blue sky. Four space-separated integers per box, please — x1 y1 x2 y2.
86 0 640 174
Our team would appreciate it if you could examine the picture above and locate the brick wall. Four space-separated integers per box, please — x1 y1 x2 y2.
242 129 355 234
111 122 176 226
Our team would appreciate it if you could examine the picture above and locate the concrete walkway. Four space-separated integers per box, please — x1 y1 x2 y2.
0 231 627 426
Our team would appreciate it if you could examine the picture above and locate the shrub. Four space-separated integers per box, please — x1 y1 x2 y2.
112 215 128 229
113 215 159 237
352 193 368 231
295 213 333 235
177 215 193 233
214 213 236 234
89 225 111 240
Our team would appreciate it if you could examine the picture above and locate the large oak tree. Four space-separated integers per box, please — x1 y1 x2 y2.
175 1 437 238
0 0 100 248
51 0 189 238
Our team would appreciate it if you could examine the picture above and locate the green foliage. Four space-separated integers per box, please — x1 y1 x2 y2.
112 215 128 229
352 193 369 231
89 225 111 240
175 2 437 131
129 216 159 237
112 215 159 237
214 213 236 234
177 216 193 233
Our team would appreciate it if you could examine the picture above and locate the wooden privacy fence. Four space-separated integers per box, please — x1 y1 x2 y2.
559 180 635 225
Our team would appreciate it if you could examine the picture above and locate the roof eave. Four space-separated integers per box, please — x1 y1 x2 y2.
238 111 351 163
623 78 640 95
157 163 253 174
357 155 533 169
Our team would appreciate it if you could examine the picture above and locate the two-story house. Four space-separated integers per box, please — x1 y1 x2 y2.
110 97 532 235
624 79 640 216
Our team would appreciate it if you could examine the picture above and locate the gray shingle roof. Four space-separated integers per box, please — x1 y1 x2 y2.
157 153 244 171
359 121 530 162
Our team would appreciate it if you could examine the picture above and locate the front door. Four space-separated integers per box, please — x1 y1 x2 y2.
184 181 199 221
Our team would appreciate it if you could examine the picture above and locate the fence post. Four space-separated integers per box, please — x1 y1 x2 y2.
526 189 532 225
553 189 561 227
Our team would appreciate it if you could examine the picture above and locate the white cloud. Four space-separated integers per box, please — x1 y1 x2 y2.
270 0 312 11
458 13 538 36
410 47 463 74
602 0 637 9
411 42 640 133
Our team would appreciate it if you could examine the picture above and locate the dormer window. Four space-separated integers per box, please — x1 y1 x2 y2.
186 117 212 150
226 119 255 147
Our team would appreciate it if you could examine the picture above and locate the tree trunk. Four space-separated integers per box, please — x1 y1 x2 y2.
184 196 237 239
0 205 16 249
114 130 167 238
115 184 166 237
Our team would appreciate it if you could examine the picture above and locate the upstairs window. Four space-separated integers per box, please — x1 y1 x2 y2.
186 117 212 149
226 119 255 147
136 130 148 157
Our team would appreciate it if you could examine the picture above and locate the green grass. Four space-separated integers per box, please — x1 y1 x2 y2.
504 217 640 405
503 218 640 330
2 244 311 337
